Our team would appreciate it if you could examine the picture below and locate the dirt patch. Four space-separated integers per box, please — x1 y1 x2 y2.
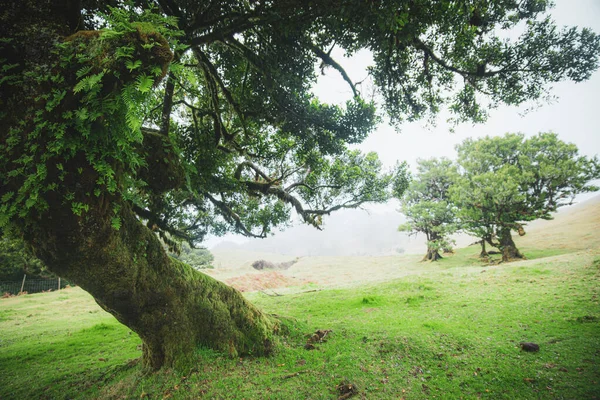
225 271 309 292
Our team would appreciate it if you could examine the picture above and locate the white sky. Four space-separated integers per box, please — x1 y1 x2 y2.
206 0 600 246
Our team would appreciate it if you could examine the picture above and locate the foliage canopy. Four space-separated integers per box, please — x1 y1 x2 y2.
2 0 599 246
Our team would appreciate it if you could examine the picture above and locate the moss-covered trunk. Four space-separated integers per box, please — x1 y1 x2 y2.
26 203 275 371
498 227 524 262
1 0 275 372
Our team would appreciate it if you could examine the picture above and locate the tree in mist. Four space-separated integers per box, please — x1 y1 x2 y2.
451 133 600 262
398 158 459 261
2 0 599 369
170 243 214 270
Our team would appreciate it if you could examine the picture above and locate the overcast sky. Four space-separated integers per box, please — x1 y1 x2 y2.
207 0 600 247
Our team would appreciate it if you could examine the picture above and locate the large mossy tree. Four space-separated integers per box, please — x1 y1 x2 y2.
1 0 599 370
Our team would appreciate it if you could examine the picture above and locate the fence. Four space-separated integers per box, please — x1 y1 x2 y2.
0 276 71 296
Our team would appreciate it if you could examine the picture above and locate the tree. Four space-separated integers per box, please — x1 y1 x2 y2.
1 1 599 370
171 243 214 270
398 158 459 261
0 235 48 281
451 133 600 262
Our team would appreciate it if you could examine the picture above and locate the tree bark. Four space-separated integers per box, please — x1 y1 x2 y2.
498 227 524 262
1 0 276 371
422 246 443 261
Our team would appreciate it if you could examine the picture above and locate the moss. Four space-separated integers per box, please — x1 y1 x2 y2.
130 23 173 81
64 30 101 42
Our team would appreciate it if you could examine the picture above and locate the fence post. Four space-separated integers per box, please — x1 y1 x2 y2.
20 274 26 293
58 277 61 291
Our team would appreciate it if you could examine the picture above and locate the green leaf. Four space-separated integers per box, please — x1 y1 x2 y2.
125 59 142 72
136 74 153 93
111 216 122 230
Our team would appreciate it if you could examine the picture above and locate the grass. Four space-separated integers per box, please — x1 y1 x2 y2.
1 247 599 399
0 288 140 399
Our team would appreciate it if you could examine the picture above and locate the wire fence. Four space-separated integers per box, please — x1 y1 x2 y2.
0 276 71 296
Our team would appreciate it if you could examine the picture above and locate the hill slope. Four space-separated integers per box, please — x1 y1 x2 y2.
516 194 600 250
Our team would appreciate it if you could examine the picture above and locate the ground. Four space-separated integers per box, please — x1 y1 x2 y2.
0 196 598 399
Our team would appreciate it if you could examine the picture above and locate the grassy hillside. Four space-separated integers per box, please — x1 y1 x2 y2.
1 198 599 399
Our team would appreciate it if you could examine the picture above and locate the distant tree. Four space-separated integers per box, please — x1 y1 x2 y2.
398 158 459 261
0 236 47 281
171 243 214 270
451 133 600 262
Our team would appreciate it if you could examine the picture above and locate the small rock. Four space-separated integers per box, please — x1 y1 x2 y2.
520 342 540 352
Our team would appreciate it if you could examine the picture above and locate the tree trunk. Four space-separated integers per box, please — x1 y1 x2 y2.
479 239 488 258
25 202 276 371
498 227 524 262
422 234 442 261
422 246 443 261
1 0 276 371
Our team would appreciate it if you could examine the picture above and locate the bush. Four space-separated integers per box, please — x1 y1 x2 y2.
171 243 214 270
251 259 298 270
251 260 275 270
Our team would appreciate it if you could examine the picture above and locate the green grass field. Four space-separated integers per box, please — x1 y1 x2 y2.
1 245 599 399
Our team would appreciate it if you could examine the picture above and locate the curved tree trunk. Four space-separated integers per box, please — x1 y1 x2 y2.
26 203 276 371
498 227 524 262
1 0 275 371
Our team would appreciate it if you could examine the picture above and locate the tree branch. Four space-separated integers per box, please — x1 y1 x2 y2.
159 72 176 135
309 44 358 97
413 38 505 79
132 204 198 243
234 161 271 182
193 48 249 137
203 193 267 238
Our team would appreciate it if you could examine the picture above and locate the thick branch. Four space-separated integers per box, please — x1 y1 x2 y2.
159 72 176 135
203 193 266 238
310 44 358 97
